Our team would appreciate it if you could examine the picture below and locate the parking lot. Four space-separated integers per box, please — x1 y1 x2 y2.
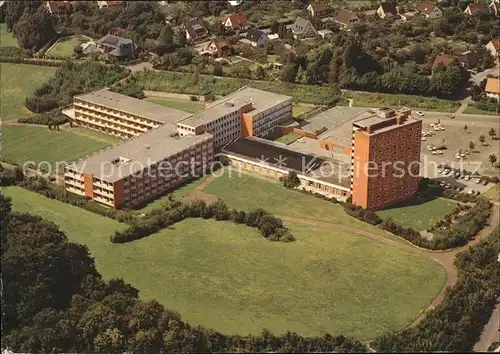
432 168 493 195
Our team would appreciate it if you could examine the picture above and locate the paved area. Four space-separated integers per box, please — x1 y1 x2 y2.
474 302 500 352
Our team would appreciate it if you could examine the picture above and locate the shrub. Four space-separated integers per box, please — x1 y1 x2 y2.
18 107 68 126
343 203 382 225
283 171 301 188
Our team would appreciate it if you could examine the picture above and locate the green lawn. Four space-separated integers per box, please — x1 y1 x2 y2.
0 23 18 47
483 185 500 201
463 105 498 116
376 198 456 231
46 36 90 58
0 63 57 121
144 97 205 114
1 125 113 172
292 104 313 118
275 132 301 145
2 186 446 340
136 176 208 213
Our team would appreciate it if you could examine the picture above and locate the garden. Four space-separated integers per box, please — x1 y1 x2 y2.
45 35 91 58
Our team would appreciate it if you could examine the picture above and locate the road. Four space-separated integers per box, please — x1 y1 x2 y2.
474 302 500 352
471 61 500 85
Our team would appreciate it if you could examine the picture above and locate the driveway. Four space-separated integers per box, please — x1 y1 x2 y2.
471 61 500 85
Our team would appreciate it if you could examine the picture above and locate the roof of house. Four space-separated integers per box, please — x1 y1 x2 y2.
99 1 124 7
69 127 213 183
46 1 70 14
96 34 133 48
222 13 247 28
245 28 267 43
489 38 500 50
432 55 454 70
334 9 359 25
465 2 486 14
179 86 291 128
209 37 231 51
184 18 208 37
308 2 329 13
379 2 398 16
485 77 500 94
454 50 479 66
416 3 439 14
74 89 191 128
287 16 315 35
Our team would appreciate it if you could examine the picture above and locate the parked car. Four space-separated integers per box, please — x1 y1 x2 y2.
475 178 482 184
482 179 489 186
454 172 461 178
437 169 443 174
467 189 475 195
426 145 435 151
421 137 427 141
440 181 446 187
416 111 424 116
464 175 471 181
446 183 451 188
444 169 451 175
447 114 455 118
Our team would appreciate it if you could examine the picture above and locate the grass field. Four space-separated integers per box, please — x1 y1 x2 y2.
0 63 57 121
275 132 301 144
46 36 90 58
376 198 456 231
136 176 208 213
144 97 205 114
2 186 446 339
483 185 500 201
292 104 313 118
0 23 18 47
1 125 113 172
463 105 498 116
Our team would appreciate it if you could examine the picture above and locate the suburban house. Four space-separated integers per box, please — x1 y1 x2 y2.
486 38 500 57
376 2 398 19
453 50 479 69
97 1 125 9
400 11 417 22
334 9 360 28
96 34 136 59
489 0 500 17
46 1 71 15
317 29 333 39
184 18 209 41
228 0 243 6
81 41 99 55
431 54 454 73
306 2 330 18
416 3 443 19
205 37 232 57
464 2 486 16
243 28 269 47
286 17 317 40
485 77 500 100
221 13 247 30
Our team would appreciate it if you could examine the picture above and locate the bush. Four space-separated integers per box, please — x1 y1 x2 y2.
18 107 68 126
190 95 199 101
343 203 382 225
283 171 301 188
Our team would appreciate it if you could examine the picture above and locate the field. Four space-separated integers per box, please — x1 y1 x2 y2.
292 104 313 118
46 36 90 58
0 63 57 121
1 125 113 172
144 97 205 113
463 105 498 116
0 23 18 47
136 176 208 213
344 91 460 112
483 185 500 201
3 186 446 339
275 132 301 144
376 198 456 231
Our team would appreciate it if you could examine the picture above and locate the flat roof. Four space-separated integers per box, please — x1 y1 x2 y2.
179 86 292 128
67 126 212 183
222 137 350 188
74 89 192 127
301 106 367 136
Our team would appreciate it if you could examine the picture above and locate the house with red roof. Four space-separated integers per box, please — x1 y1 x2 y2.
221 13 248 30
45 1 72 15
416 3 442 19
464 2 487 16
486 38 500 57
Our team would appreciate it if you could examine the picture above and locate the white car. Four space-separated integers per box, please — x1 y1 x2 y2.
464 175 471 181
467 189 475 195
432 150 443 155
426 145 434 151
475 178 482 184
440 181 446 186
416 111 424 116
421 137 427 141
444 169 451 175
437 169 443 174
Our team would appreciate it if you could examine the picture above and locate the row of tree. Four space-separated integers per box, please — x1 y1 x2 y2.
0 193 364 353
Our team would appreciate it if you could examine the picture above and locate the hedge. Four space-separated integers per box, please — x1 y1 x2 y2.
111 199 295 243
18 107 69 126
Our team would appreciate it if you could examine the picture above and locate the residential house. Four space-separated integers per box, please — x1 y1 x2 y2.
453 50 479 69
81 41 99 55
184 18 209 42
431 55 454 73
489 0 500 17
464 2 486 16
96 34 136 59
400 11 417 22
205 37 232 57
485 77 500 100
228 0 243 6
307 2 330 18
243 28 269 47
286 17 317 40
97 1 125 9
334 9 359 28
376 2 398 19
46 1 71 15
221 13 247 30
317 29 333 39
486 38 500 57
416 3 443 19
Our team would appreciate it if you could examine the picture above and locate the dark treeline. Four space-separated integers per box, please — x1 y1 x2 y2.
0 192 365 353
374 225 500 352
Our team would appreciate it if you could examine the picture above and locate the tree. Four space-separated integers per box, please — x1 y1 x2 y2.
464 124 468 132
279 63 298 83
283 171 300 188
213 62 223 76
13 6 57 51
253 65 265 80
479 135 486 145
488 128 496 140
158 25 174 48
489 154 497 165
469 141 475 151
